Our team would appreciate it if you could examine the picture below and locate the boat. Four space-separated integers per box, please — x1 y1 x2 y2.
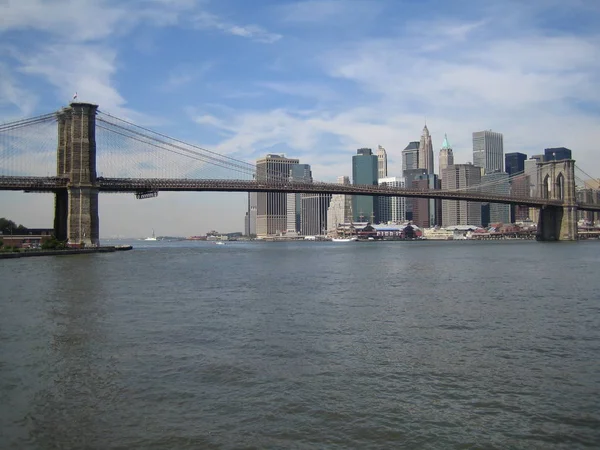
215 241 226 245
145 229 157 241
331 237 358 242
114 244 133 251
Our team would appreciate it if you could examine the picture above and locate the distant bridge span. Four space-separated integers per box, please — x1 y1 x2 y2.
2 175 599 212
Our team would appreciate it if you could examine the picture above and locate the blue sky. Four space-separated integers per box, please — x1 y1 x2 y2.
1 0 600 236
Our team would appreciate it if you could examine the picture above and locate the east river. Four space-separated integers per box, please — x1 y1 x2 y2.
1 240 599 449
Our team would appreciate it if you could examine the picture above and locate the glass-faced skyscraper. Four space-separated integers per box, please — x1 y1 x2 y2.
473 130 504 175
352 148 378 222
505 152 527 175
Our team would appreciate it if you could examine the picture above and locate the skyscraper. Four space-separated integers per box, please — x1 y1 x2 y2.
377 145 388 179
418 124 434 174
327 176 352 232
402 141 419 172
301 194 332 236
473 130 504 175
403 168 428 221
544 147 572 161
505 152 527 175
439 134 454 176
352 148 378 222
480 171 510 225
378 177 406 224
505 152 527 222
286 164 312 234
412 174 440 228
441 164 482 227
244 192 257 236
255 154 300 237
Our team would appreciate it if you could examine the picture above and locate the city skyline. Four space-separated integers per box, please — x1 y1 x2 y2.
1 0 599 236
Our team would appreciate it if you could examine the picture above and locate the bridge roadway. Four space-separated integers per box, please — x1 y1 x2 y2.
2 175 600 212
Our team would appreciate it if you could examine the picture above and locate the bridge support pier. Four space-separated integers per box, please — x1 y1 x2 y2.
535 159 578 241
536 205 578 241
55 102 100 247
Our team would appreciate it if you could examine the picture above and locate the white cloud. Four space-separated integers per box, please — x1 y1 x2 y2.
0 63 37 117
185 16 600 181
193 11 281 43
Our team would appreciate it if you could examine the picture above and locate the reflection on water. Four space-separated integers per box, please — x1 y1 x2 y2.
1 240 600 449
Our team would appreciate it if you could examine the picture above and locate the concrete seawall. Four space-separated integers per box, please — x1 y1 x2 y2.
0 247 117 259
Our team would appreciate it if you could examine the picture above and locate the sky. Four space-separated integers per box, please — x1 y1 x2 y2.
1 0 600 237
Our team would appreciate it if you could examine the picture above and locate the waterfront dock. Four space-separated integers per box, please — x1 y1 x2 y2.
0 246 123 259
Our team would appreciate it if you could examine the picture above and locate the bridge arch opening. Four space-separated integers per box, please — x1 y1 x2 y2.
556 172 565 201
542 174 550 199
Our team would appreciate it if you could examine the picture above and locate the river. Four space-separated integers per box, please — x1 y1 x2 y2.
1 240 599 449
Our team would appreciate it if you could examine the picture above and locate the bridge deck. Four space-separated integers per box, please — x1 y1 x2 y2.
1 175 599 211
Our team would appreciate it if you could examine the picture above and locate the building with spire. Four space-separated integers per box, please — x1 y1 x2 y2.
377 145 388 179
418 124 434 174
439 134 454 176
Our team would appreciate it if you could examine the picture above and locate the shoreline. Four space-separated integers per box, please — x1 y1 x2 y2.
0 247 121 259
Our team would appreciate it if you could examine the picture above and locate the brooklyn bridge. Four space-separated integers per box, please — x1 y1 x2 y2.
1 103 599 244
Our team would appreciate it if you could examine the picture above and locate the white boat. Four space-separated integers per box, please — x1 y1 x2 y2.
331 237 358 242
215 241 225 245
145 229 157 241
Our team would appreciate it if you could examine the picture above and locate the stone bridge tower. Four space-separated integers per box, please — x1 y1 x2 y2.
54 103 100 246
536 159 577 241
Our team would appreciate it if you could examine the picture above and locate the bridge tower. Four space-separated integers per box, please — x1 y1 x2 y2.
54 103 100 246
536 159 577 241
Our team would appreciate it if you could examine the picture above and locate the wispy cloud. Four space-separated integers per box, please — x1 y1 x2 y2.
193 11 281 43
0 63 37 117
163 62 214 91
277 0 383 25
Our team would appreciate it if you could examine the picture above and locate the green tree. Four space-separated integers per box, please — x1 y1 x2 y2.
0 217 28 235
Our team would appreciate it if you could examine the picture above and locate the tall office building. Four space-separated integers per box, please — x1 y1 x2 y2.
255 154 300 237
412 174 440 228
378 177 406 224
505 152 527 175
377 145 388 179
439 134 454 176
352 148 378 222
244 192 257 236
286 164 312 234
480 171 510 225
441 164 482 227
473 130 504 175
301 194 332 236
544 147 572 161
402 141 419 172
327 176 353 232
403 168 428 220
505 152 527 222
525 156 543 223
418 124 434 174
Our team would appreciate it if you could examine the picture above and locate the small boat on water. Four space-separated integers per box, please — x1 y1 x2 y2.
215 241 226 245
114 245 133 251
331 237 358 242
145 229 157 241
